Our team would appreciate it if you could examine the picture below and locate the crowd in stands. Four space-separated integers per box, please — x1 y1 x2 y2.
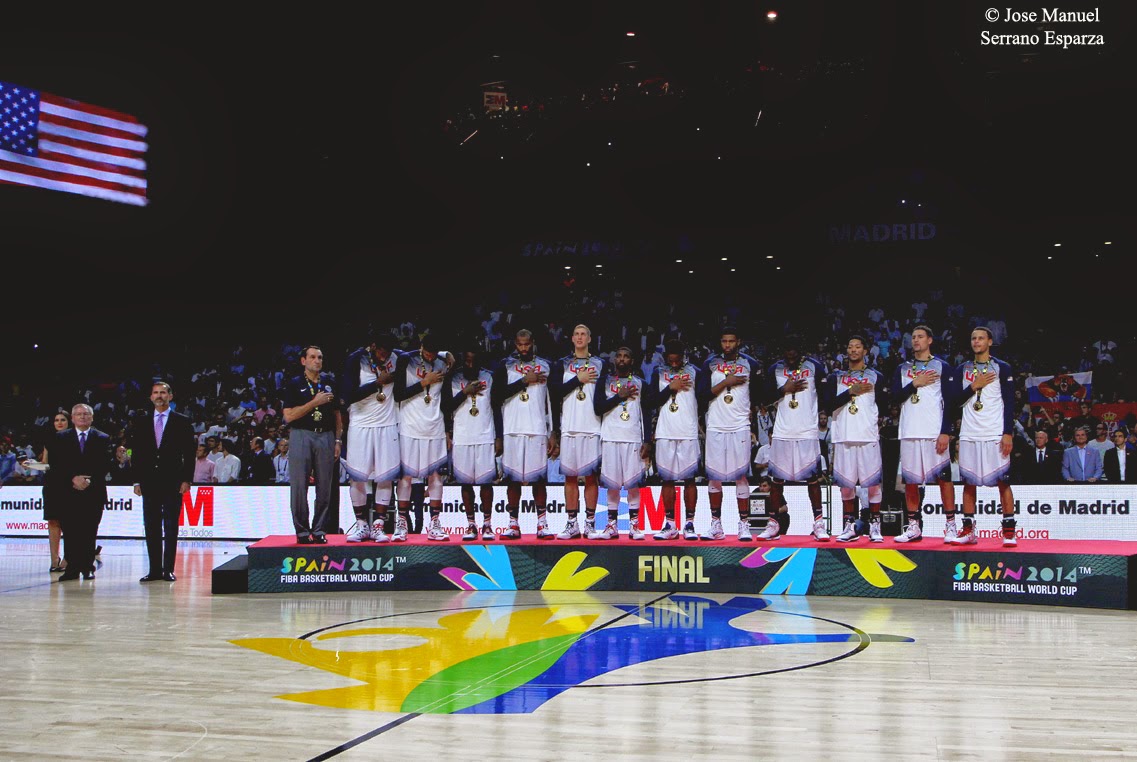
1 272 1132 489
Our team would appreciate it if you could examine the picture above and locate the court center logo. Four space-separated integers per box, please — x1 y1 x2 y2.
231 593 913 715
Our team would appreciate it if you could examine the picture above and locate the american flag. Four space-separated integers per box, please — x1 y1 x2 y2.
0 80 148 206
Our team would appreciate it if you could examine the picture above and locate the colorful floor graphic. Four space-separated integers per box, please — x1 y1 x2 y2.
232 593 914 714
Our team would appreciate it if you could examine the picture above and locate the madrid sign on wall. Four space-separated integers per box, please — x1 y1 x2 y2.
1 484 1134 542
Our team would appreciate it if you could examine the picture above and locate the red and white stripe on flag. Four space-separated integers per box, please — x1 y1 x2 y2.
0 81 148 206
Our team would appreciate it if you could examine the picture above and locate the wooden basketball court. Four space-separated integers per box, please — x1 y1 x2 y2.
2 537 1135 760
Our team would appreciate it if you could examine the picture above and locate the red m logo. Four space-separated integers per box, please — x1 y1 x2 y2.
180 487 214 527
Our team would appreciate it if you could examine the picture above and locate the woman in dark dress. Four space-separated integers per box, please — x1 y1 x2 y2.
37 411 71 572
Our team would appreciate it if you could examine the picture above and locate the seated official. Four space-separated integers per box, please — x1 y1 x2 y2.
1061 427 1102 483
1103 429 1135 483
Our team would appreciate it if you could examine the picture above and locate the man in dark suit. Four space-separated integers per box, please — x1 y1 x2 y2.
242 436 276 485
1103 429 1136 483
1015 430 1062 484
128 382 196 582
51 404 112 581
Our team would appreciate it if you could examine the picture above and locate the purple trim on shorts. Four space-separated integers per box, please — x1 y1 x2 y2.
901 461 951 485
835 467 882 489
400 453 448 479
960 460 1011 487
343 458 402 483
504 463 547 483
657 460 700 482
768 457 820 483
561 454 601 478
600 466 646 491
705 461 750 483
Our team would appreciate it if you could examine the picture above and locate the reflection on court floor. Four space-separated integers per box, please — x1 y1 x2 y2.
232 592 914 714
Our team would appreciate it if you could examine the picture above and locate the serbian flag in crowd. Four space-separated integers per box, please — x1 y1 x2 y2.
1026 371 1092 403
0 80 147 206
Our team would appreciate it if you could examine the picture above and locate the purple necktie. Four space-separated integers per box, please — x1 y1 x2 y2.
155 412 166 447
79 431 87 453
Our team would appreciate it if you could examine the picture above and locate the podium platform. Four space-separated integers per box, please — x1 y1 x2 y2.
227 533 1137 610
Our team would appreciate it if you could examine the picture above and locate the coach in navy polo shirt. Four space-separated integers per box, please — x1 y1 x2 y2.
282 345 342 544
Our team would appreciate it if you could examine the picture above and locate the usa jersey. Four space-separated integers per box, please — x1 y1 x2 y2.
395 352 447 440
698 353 762 433
553 354 605 435
343 348 399 428
445 369 496 446
956 357 1015 442
767 356 827 440
595 372 645 443
893 356 952 440
492 353 553 436
650 363 699 440
828 368 887 444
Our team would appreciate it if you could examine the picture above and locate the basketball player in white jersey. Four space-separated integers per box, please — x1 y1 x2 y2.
591 347 650 540
697 327 762 541
393 334 449 542
550 324 606 540
827 335 889 542
492 329 558 540
647 340 700 540
760 341 830 541
891 324 955 543
953 326 1019 547
341 334 402 543
443 347 500 541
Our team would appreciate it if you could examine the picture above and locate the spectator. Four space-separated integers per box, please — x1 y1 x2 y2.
0 439 17 484
1014 430 1061 484
756 404 773 447
193 443 217 484
1061 427 1102 483
253 396 277 425
205 436 224 463
108 445 135 485
227 398 248 424
1086 424 1113 459
204 413 229 441
1069 402 1101 435
1103 429 1135 483
242 437 275 484
817 410 833 466
273 438 290 484
752 441 771 479
213 439 242 484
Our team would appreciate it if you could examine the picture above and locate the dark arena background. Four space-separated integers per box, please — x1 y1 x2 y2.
2 4 1136 760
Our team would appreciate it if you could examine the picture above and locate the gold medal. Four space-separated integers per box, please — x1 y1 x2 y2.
789 398 799 409
972 362 989 412
669 395 679 413
910 359 927 405
376 391 386 402
849 399 859 415
576 387 587 401
723 393 734 405
470 404 480 417
424 392 431 404
520 390 530 402
312 409 323 422
620 409 631 421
